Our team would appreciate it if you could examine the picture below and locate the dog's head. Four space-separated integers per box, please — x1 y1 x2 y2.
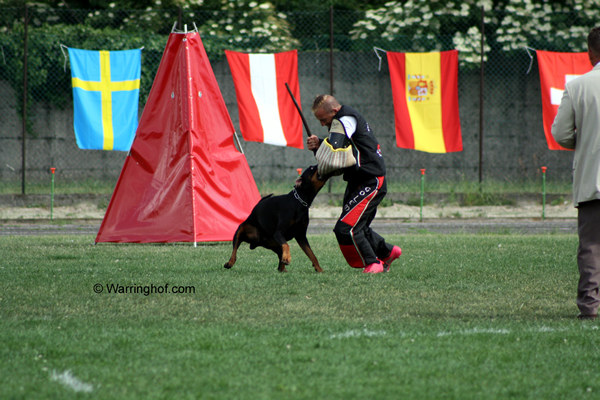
294 165 328 197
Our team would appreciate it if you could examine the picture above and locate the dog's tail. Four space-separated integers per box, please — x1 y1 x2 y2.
225 224 245 269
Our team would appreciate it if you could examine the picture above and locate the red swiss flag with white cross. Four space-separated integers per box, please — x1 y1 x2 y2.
537 50 591 150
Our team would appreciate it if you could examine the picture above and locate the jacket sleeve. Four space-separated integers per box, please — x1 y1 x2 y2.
551 88 576 149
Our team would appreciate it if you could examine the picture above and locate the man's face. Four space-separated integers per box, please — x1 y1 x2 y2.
314 106 338 129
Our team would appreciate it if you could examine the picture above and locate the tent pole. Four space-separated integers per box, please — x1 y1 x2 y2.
233 131 245 154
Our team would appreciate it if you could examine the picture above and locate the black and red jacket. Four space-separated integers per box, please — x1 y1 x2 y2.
332 105 386 183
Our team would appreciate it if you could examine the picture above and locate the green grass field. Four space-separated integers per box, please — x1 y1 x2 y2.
2 233 599 399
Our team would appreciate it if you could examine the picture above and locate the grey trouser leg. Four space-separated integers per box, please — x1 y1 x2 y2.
577 200 600 315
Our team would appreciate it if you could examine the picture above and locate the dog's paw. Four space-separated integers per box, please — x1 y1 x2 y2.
224 262 233 269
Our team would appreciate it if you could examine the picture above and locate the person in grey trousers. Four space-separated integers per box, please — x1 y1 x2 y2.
552 26 600 320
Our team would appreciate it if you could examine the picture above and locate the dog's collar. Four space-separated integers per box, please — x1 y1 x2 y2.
293 188 309 208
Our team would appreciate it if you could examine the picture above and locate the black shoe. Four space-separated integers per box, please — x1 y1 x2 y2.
577 314 598 320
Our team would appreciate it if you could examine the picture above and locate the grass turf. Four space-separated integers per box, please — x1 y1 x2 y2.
1 233 599 399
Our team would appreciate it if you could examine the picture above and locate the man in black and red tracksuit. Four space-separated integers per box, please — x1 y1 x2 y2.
308 94 401 274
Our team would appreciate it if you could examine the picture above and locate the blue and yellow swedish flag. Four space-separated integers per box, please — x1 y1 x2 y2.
68 47 141 151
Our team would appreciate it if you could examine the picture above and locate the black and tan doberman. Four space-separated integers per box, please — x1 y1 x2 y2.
224 165 328 272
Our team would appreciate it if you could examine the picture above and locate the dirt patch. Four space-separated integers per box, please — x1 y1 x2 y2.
0 202 105 220
310 201 576 219
0 200 577 221
0 200 578 236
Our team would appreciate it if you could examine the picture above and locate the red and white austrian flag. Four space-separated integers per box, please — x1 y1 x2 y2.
536 50 591 150
225 50 303 149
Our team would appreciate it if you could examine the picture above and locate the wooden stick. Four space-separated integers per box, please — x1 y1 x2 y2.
285 82 313 137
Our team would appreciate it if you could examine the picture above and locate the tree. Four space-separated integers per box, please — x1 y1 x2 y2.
495 0 599 53
349 0 492 67
78 0 300 53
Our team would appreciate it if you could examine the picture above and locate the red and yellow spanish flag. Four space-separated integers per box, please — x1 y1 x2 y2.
536 50 591 150
388 50 462 153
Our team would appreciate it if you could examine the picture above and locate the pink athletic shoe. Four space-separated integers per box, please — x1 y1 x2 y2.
380 245 402 272
363 261 384 274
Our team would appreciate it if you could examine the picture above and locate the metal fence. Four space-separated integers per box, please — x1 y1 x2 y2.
1 4 597 193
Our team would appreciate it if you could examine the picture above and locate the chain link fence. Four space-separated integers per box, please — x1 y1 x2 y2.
1 4 597 194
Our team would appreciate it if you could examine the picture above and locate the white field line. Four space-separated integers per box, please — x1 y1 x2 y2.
438 325 598 337
50 370 93 393
329 325 597 340
330 328 387 339
437 328 511 337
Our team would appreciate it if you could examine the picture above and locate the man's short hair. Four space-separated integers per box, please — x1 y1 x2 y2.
588 27 600 56
312 94 340 113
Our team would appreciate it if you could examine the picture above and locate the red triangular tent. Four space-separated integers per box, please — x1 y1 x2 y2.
96 31 260 243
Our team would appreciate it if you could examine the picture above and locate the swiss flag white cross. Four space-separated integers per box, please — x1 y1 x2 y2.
536 50 590 150
550 74 582 105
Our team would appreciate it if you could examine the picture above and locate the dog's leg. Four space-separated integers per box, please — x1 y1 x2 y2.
281 243 291 266
273 230 292 271
296 234 323 272
270 246 288 273
223 223 246 269
265 242 289 272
